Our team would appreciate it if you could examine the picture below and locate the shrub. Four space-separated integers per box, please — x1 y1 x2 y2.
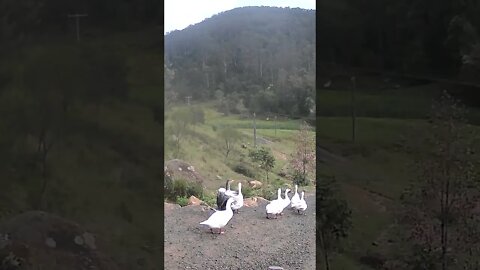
165 178 203 202
241 184 254 198
258 185 279 201
176 196 189 207
231 163 256 178
202 193 216 207
293 170 309 186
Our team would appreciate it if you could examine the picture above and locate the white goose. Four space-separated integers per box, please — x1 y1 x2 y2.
278 188 291 215
290 184 300 209
200 197 235 234
216 179 234 210
293 191 307 215
224 179 237 197
231 182 243 214
266 188 282 219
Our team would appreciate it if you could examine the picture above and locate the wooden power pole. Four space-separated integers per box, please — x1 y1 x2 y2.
67 13 88 42
253 112 257 148
351 76 357 143
274 115 277 136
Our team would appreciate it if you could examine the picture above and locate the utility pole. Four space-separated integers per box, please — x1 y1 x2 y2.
274 115 277 136
351 76 357 143
68 14 88 42
253 112 257 148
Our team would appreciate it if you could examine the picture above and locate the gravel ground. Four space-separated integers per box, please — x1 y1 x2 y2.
164 193 316 270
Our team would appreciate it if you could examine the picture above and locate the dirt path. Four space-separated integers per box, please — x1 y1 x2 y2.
164 194 316 270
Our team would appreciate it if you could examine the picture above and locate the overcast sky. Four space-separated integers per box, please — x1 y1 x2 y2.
164 0 315 34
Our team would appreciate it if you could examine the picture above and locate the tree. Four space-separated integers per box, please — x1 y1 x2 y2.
393 91 480 269
218 127 242 160
317 176 352 270
290 122 315 186
15 45 87 209
248 147 275 182
165 108 194 158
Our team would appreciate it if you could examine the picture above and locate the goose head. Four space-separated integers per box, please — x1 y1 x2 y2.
226 179 234 190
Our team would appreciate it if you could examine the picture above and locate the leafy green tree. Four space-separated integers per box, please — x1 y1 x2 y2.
248 147 275 182
317 176 352 270
290 122 315 186
165 108 194 158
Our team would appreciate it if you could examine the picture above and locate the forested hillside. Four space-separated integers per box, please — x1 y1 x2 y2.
165 7 315 118
318 0 480 82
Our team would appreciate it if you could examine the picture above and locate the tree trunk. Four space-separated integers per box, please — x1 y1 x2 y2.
225 140 230 160
37 136 49 210
320 229 330 270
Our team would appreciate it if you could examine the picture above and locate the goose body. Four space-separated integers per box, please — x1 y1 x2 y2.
224 179 238 197
294 191 307 214
216 180 234 210
266 188 284 219
200 197 235 234
231 182 243 213
279 188 291 213
290 185 300 208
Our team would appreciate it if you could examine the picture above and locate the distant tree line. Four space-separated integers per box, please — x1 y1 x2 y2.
318 0 480 83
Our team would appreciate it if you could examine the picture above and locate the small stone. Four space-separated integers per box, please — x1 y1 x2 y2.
248 180 262 189
74 235 84 245
188 196 202 206
45 237 56 248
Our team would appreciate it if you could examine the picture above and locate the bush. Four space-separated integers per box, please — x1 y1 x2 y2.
231 163 256 178
165 179 203 202
258 185 279 201
176 196 189 207
293 170 309 186
202 193 216 207
241 184 254 198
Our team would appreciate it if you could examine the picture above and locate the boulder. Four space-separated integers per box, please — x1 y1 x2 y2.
255 197 270 204
164 159 204 188
248 180 262 189
187 196 202 206
243 198 258 207
0 211 119 270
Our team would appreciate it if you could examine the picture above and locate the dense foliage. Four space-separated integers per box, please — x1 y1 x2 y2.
164 7 315 118
318 0 480 82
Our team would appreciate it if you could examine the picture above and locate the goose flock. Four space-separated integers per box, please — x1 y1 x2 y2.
199 180 308 234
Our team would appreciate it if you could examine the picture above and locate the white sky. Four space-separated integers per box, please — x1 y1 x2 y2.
164 0 316 34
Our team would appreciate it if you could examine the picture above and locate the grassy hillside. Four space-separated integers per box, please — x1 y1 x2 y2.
0 29 163 269
317 81 480 269
164 104 315 202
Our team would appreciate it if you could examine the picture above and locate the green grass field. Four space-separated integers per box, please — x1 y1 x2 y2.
164 105 316 199
317 82 480 268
